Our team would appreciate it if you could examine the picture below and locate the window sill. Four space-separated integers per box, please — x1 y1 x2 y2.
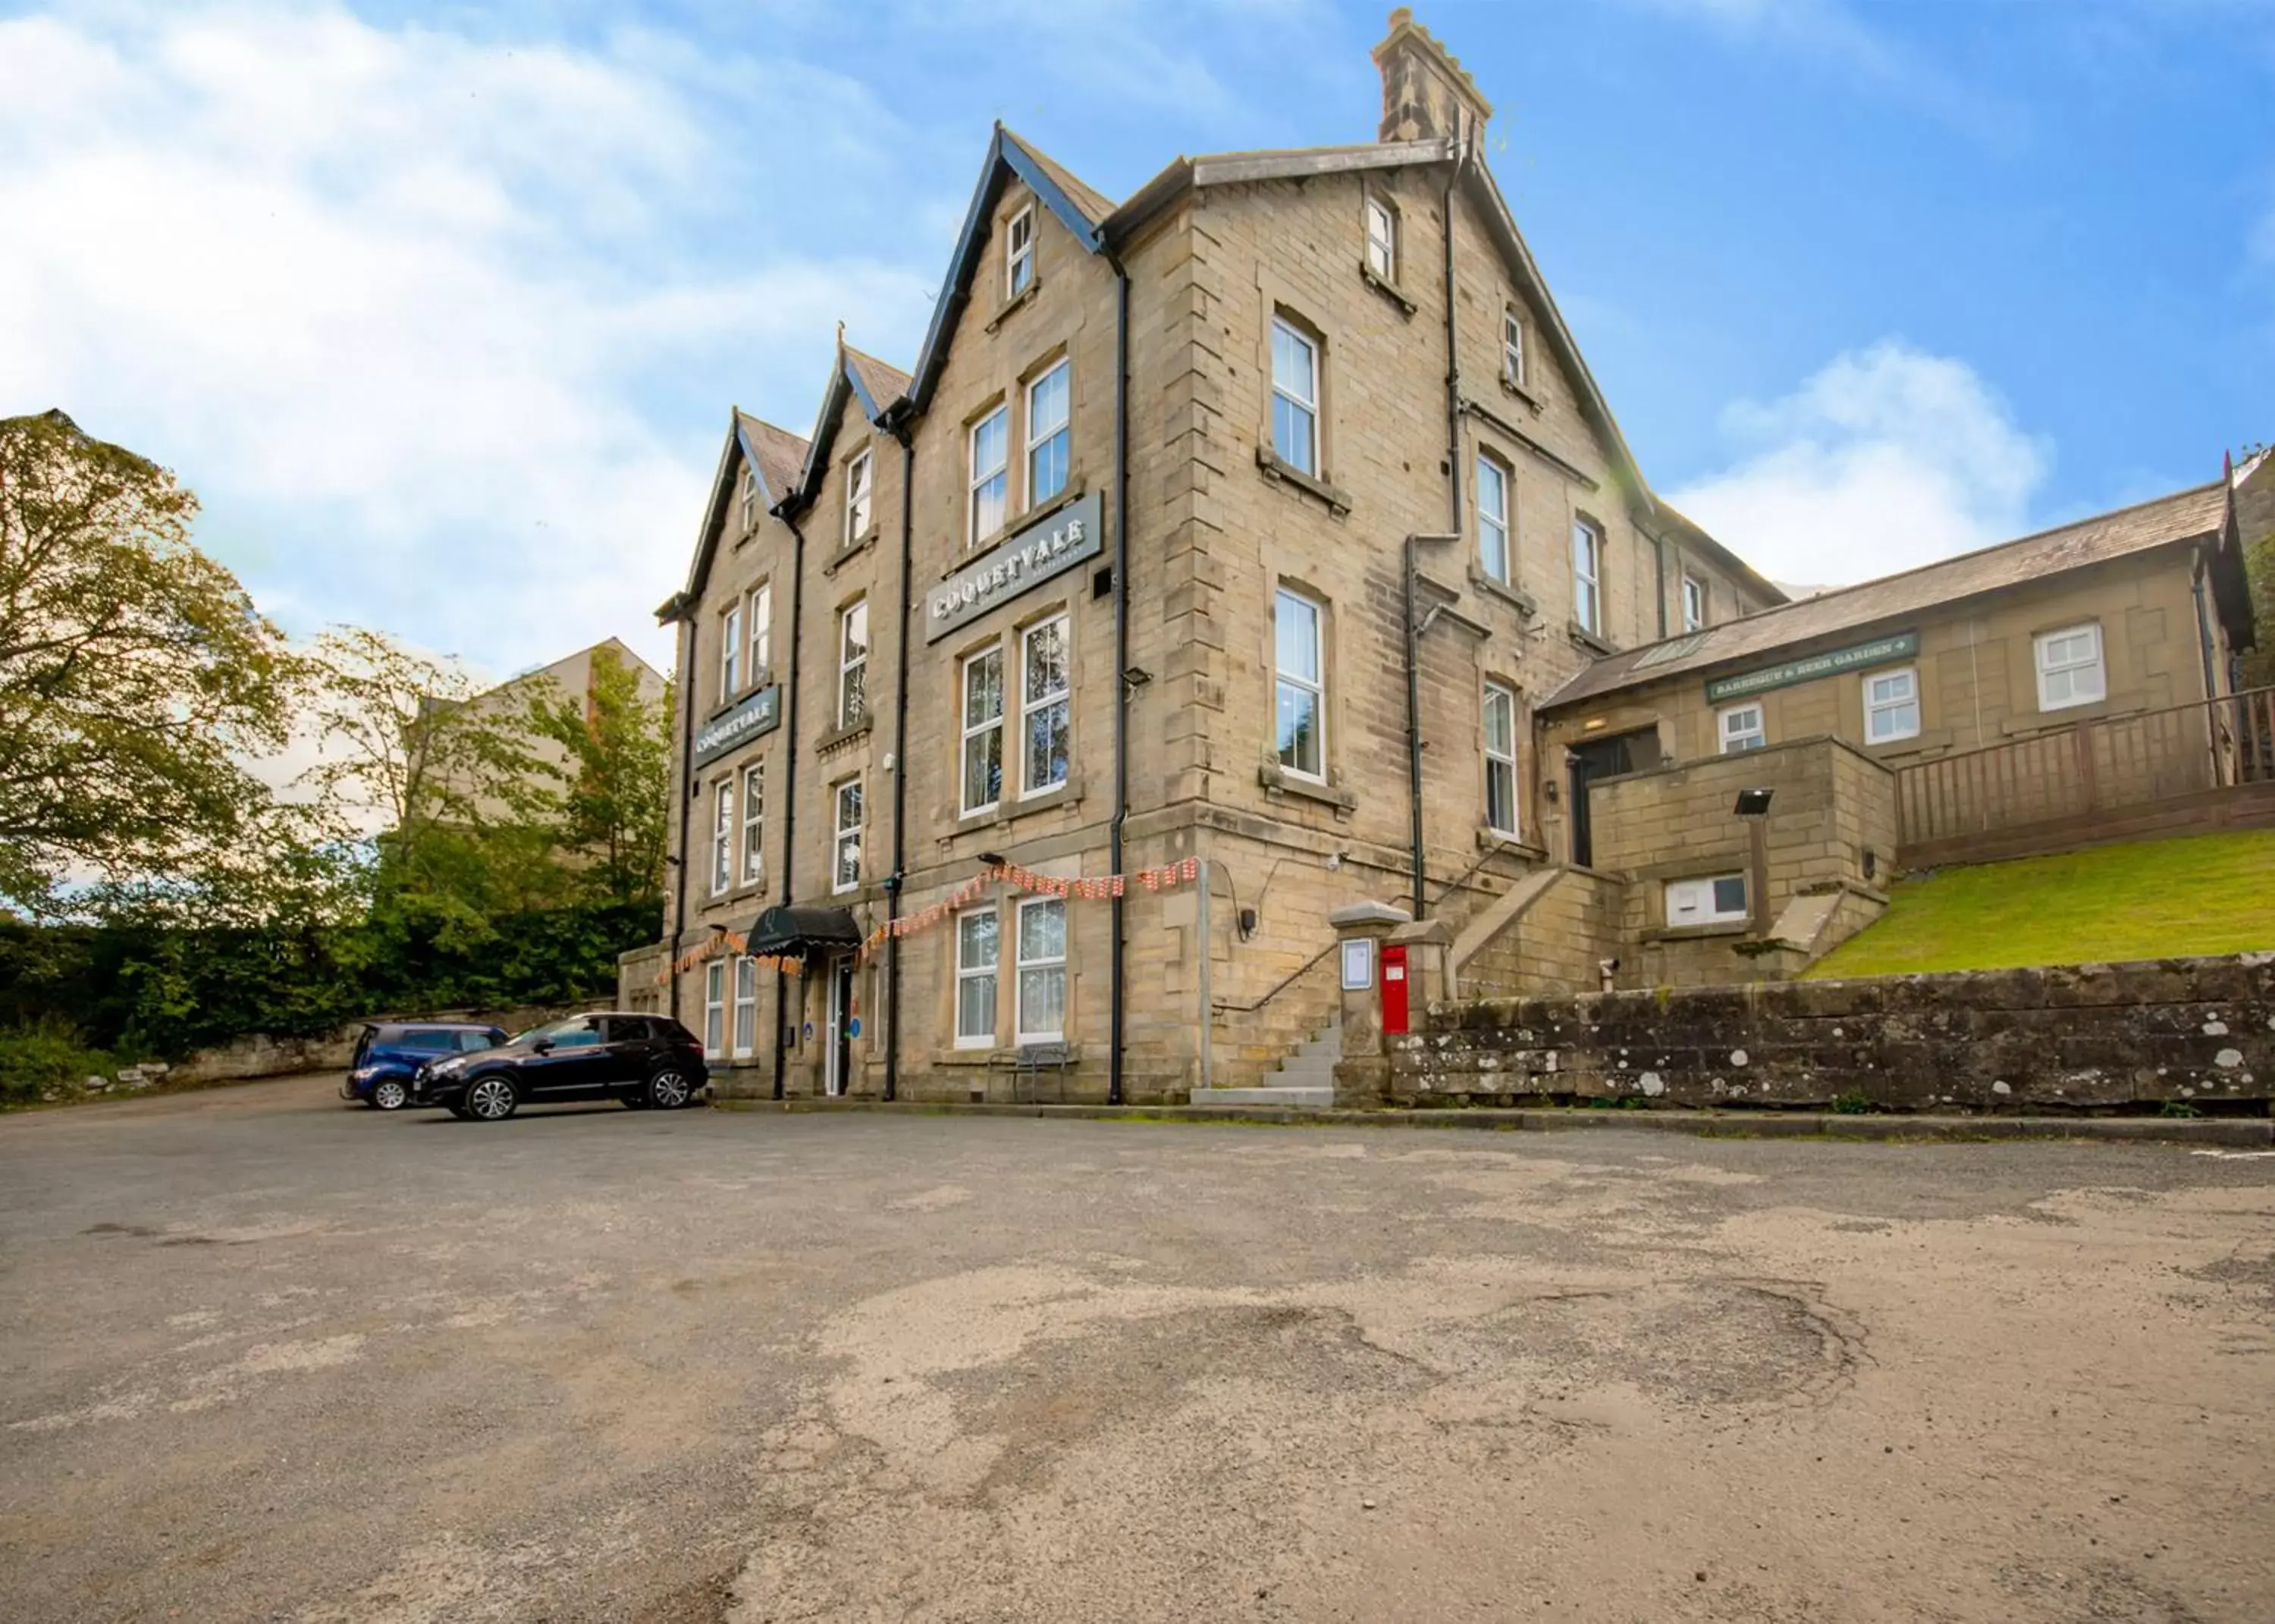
1469 569 1537 617
930 1042 1084 1071
1254 447 1352 517
984 278 1041 334
730 879 770 901
824 531 878 575
1567 621 1614 657
1007 480 1088 539
1476 829 1545 861
1258 760 1357 814
704 671 776 723
951 774 1085 836
1641 921 1752 945
1498 372 1543 414
1358 261 1417 318
815 716 874 754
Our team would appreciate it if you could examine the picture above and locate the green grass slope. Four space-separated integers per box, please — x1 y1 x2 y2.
1806 827 2275 979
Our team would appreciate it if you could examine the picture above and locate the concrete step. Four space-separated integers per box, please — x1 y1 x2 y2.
1190 1083 1335 1108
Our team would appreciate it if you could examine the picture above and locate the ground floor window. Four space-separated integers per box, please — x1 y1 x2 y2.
732 956 758 1058
1865 666 1920 744
1015 898 1066 1042
1666 873 1749 927
703 960 726 1058
956 908 998 1048
1718 702 1765 753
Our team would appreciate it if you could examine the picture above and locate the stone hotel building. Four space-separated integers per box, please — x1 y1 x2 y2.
628 10 2264 1104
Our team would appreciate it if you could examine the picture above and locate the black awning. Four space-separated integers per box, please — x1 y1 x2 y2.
746 905 863 959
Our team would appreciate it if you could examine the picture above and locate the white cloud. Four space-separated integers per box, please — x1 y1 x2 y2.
0 4 937 679
1667 340 2052 588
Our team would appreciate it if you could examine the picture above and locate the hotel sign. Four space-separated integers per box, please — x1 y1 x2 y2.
1703 632 1919 704
925 491 1103 642
693 684 781 767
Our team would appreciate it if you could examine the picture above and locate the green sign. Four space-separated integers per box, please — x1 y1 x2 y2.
1703 631 1918 704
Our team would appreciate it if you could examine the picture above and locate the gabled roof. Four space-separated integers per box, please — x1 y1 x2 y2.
844 346 912 419
904 125 1119 410
786 336 908 510
1541 481 2232 711
663 408 811 620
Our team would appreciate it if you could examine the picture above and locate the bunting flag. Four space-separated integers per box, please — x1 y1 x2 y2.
851 855 1204 962
655 933 806 985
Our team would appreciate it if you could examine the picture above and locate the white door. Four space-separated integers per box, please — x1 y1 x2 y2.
825 958 852 1098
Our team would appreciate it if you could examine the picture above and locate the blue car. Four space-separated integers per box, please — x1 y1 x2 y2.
343 1021 508 1111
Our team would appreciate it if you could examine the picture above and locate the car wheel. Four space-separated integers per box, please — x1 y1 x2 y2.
645 1069 694 1110
464 1075 519 1121
372 1078 410 1111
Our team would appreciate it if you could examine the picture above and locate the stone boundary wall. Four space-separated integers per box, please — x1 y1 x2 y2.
1374 955 2273 1113
167 1004 573 1085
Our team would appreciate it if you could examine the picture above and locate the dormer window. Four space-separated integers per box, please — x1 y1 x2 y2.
1006 206 1035 298
1364 197 1397 282
1502 306 1526 387
845 448 872 546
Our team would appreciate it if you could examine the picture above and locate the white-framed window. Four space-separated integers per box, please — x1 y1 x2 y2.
955 908 999 1049
1020 615 1071 796
731 955 757 1058
720 601 742 701
1665 873 1749 928
739 762 764 886
1270 318 1319 477
2035 622 2107 711
837 599 868 731
703 960 726 1058
1502 306 1526 387
960 643 1004 816
1274 587 1325 780
739 466 759 535
1864 666 1921 745
845 448 872 546
969 405 1009 544
710 780 733 895
1006 205 1035 298
1025 359 1071 507
1015 897 1067 1043
1364 196 1396 281
1483 682 1519 837
1572 519 1602 635
1681 575 1706 633
748 582 772 680
832 779 862 894
1719 703 1766 754
1476 453 1511 583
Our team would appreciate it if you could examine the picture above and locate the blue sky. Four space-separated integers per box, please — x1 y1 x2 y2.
2 0 2270 681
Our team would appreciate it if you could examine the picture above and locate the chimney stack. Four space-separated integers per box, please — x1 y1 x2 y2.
1373 8 1492 147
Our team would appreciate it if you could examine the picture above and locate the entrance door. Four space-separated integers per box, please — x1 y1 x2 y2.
1567 729 1655 868
824 958 855 1098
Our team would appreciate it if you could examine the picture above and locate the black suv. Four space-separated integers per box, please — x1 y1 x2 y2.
412 1012 708 1121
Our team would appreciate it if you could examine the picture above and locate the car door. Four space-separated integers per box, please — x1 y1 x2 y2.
595 1017 656 1095
522 1017 607 1099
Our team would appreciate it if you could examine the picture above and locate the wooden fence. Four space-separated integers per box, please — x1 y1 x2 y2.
1895 685 2275 854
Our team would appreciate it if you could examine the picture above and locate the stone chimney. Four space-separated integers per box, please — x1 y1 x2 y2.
1373 8 1492 146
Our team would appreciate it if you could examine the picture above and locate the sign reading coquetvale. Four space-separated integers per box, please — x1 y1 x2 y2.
693 684 782 767
925 491 1103 642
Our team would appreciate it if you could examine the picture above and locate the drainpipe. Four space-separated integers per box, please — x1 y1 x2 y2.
1404 535 1428 917
884 418 917 1102
1652 535 1668 641
1107 250 1131 1106
668 613 695 1022
770 508 809 1102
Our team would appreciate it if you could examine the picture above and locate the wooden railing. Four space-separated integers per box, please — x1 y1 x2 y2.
1895 685 2275 850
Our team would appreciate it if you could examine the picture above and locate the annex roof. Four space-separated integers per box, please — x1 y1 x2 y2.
1542 481 2232 710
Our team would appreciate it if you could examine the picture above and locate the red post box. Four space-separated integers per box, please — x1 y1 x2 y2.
1381 942 1410 1035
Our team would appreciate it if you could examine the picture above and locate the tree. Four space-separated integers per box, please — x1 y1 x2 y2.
0 410 297 914
2236 444 2274 693
521 646 671 907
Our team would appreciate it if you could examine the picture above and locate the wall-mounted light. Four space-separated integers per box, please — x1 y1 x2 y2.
1122 666 1153 693
976 851 1007 867
1733 788 1774 817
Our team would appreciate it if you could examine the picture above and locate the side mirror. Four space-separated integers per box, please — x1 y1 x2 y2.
532 1038 554 1055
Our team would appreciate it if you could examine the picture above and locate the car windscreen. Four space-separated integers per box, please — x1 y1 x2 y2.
518 1017 601 1049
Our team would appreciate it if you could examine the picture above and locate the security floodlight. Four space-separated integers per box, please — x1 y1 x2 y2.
976 851 1007 867
1734 788 1774 817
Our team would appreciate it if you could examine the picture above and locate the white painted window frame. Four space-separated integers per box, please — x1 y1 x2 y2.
720 601 742 701
1483 681 1520 838
837 599 868 731
969 404 1009 545
739 761 764 886
832 778 862 895
710 779 733 895
1364 196 1396 281
1025 359 1071 507
1718 703 1766 754
845 448 872 547
1269 317 1320 476
748 582 772 680
1006 205 1034 297
1572 519 1602 635
1014 896 1067 1045
731 955 757 1059
1681 574 1706 633
1476 453 1511 583
1019 614 1072 798
1864 665 1922 745
2034 622 2107 712
1502 306 1526 387
960 641 1004 817
703 959 726 1059
1273 586 1326 782
954 908 999 1049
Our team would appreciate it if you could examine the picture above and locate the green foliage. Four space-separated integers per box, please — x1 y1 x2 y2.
2158 1098 2201 1119
1831 1089 1873 1115
1806 829 2275 979
0 1017 118 1106
518 646 672 907
0 409 299 914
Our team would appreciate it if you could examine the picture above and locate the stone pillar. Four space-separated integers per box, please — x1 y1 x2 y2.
1388 918 1453 1025
1328 901 1410 1106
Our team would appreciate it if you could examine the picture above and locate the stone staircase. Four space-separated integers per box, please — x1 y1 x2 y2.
1190 1024 1341 1108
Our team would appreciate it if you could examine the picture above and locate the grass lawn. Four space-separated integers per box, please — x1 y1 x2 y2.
1806 827 2275 979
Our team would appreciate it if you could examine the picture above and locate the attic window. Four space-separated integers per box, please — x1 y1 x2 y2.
1365 197 1397 283
1502 307 1526 388
1007 207 1035 299
740 466 758 535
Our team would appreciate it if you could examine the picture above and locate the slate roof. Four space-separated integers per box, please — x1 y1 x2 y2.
734 412 810 504
1002 127 1116 227
1542 481 2230 710
843 345 912 415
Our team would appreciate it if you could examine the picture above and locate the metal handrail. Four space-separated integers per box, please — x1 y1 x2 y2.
1211 938 1337 1016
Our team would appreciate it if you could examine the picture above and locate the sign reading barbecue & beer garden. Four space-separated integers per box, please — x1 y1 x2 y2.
693 684 782 767
1702 631 1919 704
925 491 1103 642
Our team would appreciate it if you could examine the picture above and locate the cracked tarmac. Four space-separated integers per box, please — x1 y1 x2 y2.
3 1075 2272 1622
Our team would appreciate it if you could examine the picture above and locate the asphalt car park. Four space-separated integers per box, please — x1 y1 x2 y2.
4 1075 2272 1623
